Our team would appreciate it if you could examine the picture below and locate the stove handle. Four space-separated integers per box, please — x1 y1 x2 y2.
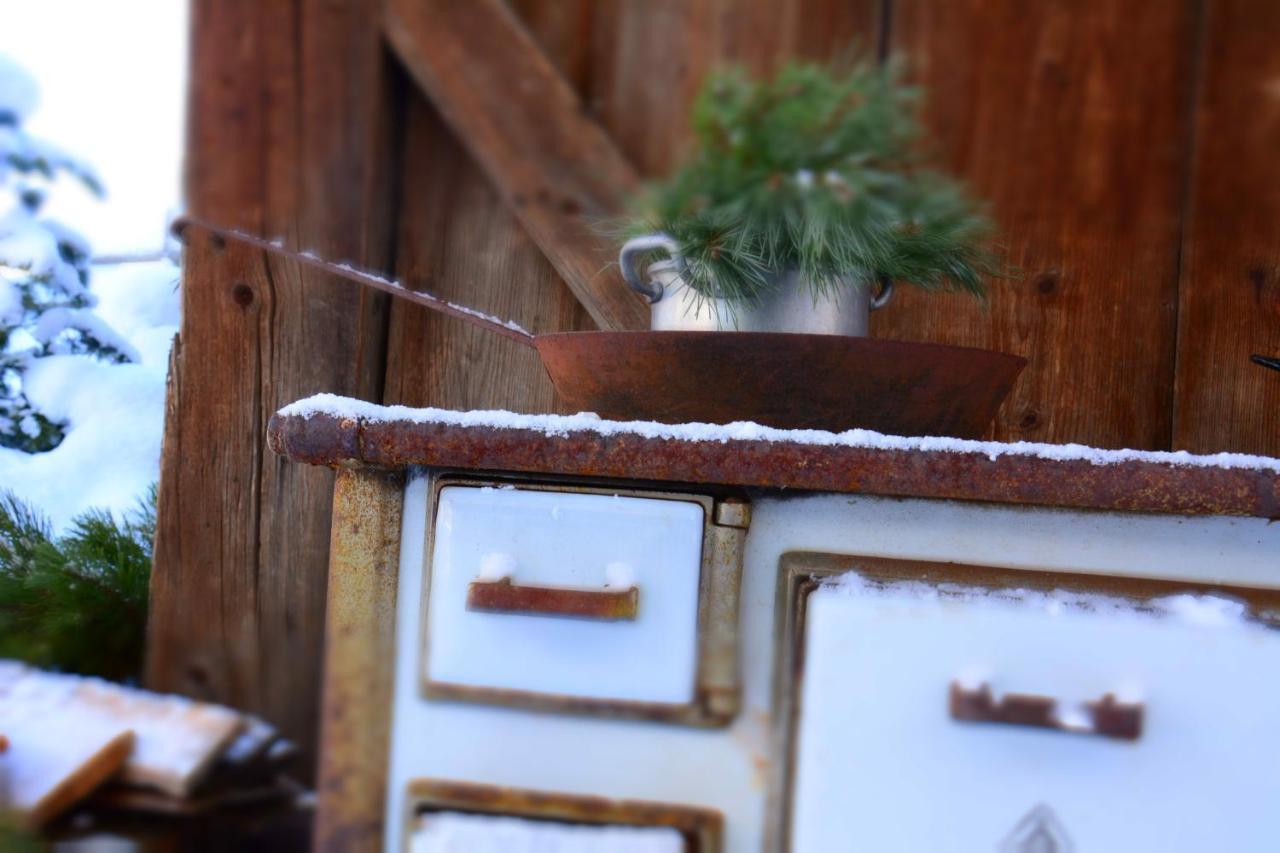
949 681 1143 741
466 578 639 622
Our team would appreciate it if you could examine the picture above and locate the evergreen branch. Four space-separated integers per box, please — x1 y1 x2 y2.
0 488 155 682
624 58 1001 303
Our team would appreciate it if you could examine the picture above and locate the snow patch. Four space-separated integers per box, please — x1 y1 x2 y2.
323 256 530 334
476 551 517 582
0 259 178 530
1152 593 1248 626
0 54 39 122
410 811 684 853
277 393 1280 475
817 570 1261 629
605 560 636 588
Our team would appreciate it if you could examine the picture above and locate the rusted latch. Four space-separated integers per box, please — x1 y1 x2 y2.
950 681 1143 741
466 578 639 621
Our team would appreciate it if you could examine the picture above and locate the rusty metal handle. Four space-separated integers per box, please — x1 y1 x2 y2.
466 578 639 621
949 681 1143 741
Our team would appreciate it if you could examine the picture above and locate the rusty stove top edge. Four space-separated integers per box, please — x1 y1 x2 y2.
265 394 1280 520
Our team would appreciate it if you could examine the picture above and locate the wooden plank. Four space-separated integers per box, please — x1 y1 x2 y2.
1172 0 1280 456
382 0 878 414
381 3 596 413
314 469 404 853
382 97 592 413
589 0 881 177
148 0 401 783
875 0 1198 450
383 0 650 331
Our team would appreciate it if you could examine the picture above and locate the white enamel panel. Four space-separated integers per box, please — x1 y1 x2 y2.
425 485 704 703
386 479 1280 853
409 812 683 853
792 577 1280 851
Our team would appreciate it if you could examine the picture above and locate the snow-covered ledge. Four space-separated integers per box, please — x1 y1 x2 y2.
268 394 1280 519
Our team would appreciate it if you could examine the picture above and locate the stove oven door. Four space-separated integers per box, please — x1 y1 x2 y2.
772 552 1280 852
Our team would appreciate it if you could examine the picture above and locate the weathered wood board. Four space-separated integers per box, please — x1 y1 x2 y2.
148 0 401 782
1173 0 1280 456
873 0 1200 450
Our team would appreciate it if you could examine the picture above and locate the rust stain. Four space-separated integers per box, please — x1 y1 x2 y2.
950 682 1143 741
535 331 1025 438
466 578 639 621
405 779 724 852
314 469 405 853
267 411 1280 520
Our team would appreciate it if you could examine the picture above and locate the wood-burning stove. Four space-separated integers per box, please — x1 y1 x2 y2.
269 395 1280 852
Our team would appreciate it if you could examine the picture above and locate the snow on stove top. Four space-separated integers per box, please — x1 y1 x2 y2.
276 393 1280 474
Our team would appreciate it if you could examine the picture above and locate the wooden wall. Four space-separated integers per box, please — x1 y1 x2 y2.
148 0 400 782
151 0 1280 779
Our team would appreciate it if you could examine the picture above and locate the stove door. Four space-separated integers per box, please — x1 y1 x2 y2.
775 554 1280 852
420 480 743 722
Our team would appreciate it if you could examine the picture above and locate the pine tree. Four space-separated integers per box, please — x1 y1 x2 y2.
1 54 134 452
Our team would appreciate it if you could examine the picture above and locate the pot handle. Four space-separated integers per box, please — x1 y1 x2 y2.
871 275 894 311
620 233 684 304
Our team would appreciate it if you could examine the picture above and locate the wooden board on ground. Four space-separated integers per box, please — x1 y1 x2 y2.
74 678 244 798
0 670 135 827
1 664 244 803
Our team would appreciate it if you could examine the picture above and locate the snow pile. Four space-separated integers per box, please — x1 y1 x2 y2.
0 259 179 529
278 393 1280 474
0 209 90 308
0 53 98 192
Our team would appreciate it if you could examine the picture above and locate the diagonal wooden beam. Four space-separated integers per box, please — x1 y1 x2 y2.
384 0 649 331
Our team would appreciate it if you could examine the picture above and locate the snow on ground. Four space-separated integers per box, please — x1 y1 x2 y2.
0 260 179 530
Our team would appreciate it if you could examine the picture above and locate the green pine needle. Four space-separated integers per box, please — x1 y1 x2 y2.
0 486 155 682
624 59 1001 304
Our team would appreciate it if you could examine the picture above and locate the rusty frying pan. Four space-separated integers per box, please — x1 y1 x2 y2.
175 218 1025 438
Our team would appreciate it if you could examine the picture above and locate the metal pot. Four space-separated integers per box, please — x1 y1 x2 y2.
619 233 892 335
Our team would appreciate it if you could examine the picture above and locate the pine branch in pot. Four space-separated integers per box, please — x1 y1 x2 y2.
619 60 1001 336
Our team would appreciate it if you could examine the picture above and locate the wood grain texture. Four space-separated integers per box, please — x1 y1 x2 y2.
384 0 649 331
588 0 880 176
1173 0 1280 455
875 0 1198 450
148 0 401 782
382 4 595 413
383 0 879 414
